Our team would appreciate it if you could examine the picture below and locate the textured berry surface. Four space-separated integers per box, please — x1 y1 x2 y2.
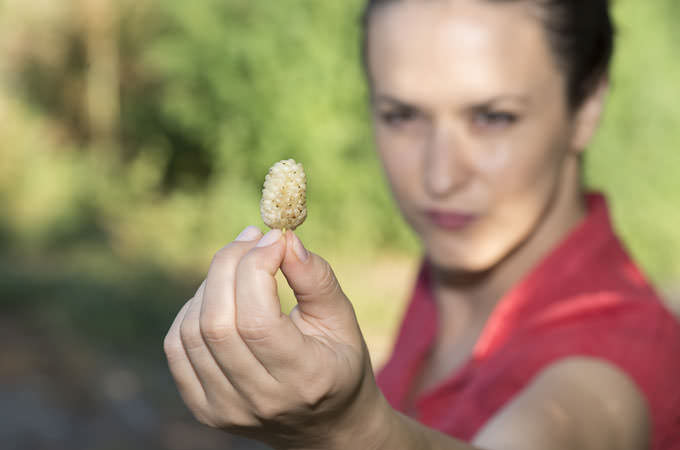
260 159 307 230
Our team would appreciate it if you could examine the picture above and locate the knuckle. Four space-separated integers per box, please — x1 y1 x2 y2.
238 246 276 277
199 316 232 343
179 320 205 351
183 402 217 428
298 367 332 409
236 318 273 343
210 243 241 269
194 412 216 428
235 249 259 275
216 410 260 430
204 396 259 430
316 262 341 297
251 398 284 422
212 243 236 261
299 382 327 410
163 334 183 361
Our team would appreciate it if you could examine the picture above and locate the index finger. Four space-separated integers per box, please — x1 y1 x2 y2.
199 226 280 391
233 229 312 381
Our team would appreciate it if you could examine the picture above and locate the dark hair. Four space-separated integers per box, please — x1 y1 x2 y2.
361 0 614 111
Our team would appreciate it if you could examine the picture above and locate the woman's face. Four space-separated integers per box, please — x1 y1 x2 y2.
367 0 595 273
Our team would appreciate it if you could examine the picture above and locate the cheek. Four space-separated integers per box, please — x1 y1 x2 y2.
480 118 570 199
469 139 513 174
375 131 423 194
482 140 568 240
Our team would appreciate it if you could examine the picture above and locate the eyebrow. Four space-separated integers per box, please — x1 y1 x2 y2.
373 93 531 109
372 95 414 107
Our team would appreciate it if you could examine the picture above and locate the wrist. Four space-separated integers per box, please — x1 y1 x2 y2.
333 387 394 450
280 371 395 450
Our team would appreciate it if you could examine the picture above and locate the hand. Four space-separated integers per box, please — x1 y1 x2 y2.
163 226 387 449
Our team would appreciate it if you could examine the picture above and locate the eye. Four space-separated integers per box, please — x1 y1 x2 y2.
378 106 419 127
472 110 518 130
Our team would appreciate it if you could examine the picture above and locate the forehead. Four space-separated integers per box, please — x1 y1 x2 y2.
367 0 562 103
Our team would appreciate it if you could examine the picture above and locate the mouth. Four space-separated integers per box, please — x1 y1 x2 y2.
425 209 478 231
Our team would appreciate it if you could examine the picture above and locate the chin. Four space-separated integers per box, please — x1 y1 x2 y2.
424 238 510 275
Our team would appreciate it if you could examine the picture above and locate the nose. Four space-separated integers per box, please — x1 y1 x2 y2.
423 124 470 197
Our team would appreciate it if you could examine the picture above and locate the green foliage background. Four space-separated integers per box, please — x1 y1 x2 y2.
1 0 679 308
1 0 418 274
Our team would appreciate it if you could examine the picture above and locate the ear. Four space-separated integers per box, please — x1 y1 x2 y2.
570 77 609 153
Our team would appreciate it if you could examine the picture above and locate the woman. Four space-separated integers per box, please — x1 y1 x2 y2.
163 0 680 448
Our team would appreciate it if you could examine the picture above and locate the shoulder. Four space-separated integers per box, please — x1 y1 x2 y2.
473 356 650 450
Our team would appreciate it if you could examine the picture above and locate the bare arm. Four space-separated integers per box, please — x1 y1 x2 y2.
358 357 650 450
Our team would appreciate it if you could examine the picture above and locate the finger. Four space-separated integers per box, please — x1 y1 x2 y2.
280 231 360 343
234 229 310 379
184 288 268 422
164 295 210 421
198 226 280 393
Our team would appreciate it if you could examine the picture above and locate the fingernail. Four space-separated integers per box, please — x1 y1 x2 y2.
256 229 282 247
291 232 309 263
235 226 262 242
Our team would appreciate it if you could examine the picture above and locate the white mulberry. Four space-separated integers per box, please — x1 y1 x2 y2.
260 159 307 230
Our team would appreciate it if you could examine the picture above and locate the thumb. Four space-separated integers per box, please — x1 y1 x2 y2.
280 231 360 335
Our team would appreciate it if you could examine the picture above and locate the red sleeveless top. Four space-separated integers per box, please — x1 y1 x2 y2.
376 193 680 448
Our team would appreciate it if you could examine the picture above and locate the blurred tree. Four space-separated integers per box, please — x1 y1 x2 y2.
0 0 678 284
81 0 120 152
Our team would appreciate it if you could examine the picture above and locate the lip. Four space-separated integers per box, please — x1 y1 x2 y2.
426 209 478 230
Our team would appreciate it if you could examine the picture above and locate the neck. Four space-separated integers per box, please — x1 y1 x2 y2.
431 156 587 325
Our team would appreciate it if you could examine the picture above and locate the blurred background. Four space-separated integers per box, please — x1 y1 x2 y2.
1 0 678 449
